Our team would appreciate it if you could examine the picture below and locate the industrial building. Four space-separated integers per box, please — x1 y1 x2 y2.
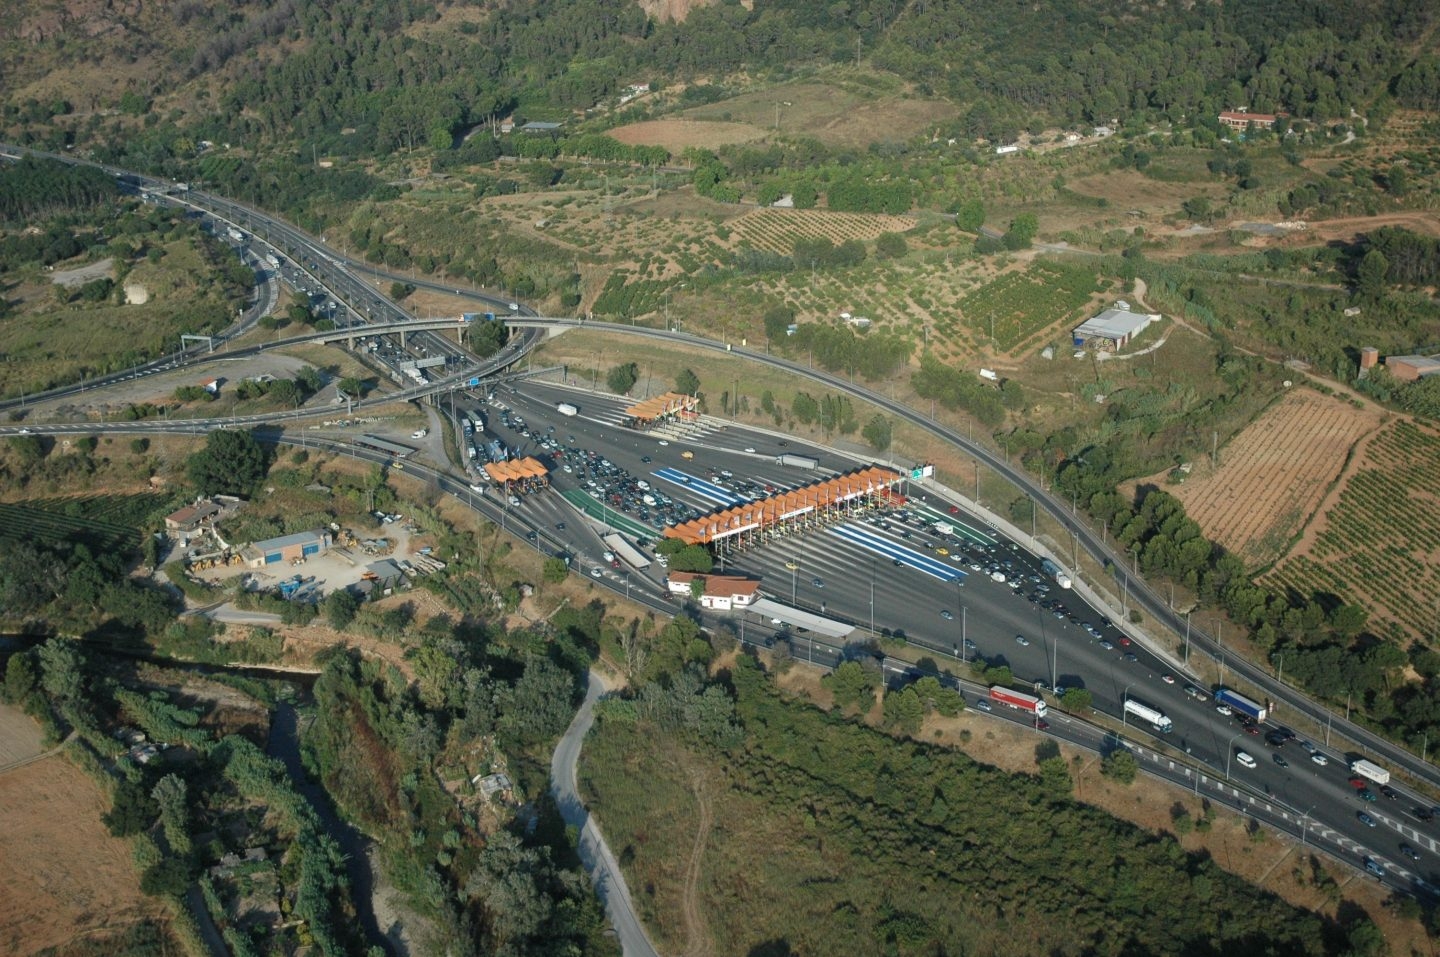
242 530 332 568
624 392 700 429
1384 354 1440 382
482 457 549 494
1072 306 1161 352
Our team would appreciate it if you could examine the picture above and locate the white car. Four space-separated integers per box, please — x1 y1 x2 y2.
508 302 519 311
468 484 485 493
1215 704 1233 717
1311 752 1329 766
1235 751 1257 769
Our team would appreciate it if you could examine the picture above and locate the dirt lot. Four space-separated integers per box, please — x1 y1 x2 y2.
0 703 45 769
609 119 770 153
0 751 166 956
770 666 1431 953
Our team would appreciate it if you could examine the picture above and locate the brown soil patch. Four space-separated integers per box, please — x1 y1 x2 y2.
609 119 769 153
1299 212 1440 244
0 752 166 956
1129 388 1381 567
729 208 917 254
1068 168 1231 209
0 703 45 769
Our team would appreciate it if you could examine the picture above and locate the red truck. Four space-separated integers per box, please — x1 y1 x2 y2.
989 685 1048 718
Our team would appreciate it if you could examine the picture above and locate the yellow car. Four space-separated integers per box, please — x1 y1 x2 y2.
784 561 799 570
936 547 949 556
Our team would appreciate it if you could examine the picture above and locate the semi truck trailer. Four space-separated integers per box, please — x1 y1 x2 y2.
989 686 1048 718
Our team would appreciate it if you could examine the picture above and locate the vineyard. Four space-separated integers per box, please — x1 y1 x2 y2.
1168 390 1381 567
948 260 1104 354
1263 419 1440 642
0 493 164 552
729 208 915 255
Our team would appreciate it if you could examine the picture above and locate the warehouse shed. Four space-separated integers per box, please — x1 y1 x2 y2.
242 529 332 568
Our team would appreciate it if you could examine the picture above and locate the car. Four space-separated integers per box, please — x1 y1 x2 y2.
963 638 978 651
1015 634 1031 646
785 561 799 570
1349 776 1368 789
1417 807 1436 822
555 522 566 531
1380 785 1399 800
811 577 824 588
940 610 954 620
1273 753 1289 768
16 428 30 434
1361 789 1380 802
590 567 603 578
1185 685 1209 701
949 505 960 514
525 530 538 542
1161 674 1176 685
468 483 485 493
508 302 519 311
976 699 993 712
1311 752 1329 766
936 547 949 556
1235 751 1257 768
1036 719 1050 731
1364 857 1387 877
1123 652 1139 662
1401 843 1421 862
1244 724 1260 735
657 440 669 446
1265 731 1288 747
1215 704 1234 717
1118 636 1131 647
1358 812 1378 827
1099 639 1115 651
892 559 903 567
641 455 652 463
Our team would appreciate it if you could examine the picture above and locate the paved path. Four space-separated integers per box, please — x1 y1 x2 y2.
551 674 661 957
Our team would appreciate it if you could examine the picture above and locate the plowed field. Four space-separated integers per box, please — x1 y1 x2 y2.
1163 389 1380 566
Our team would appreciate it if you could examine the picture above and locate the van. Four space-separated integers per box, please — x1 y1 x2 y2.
681 450 694 460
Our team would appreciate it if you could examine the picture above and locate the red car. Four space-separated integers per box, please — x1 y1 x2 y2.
1244 724 1261 735
1118 637 1132 647
1348 776 1368 788
948 505 960 514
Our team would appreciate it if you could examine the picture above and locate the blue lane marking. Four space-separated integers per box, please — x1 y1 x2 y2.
653 468 747 507
828 524 967 583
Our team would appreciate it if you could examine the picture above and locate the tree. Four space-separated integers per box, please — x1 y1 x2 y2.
955 199 986 232
668 545 713 573
151 774 192 855
875 232 908 259
606 362 639 394
542 558 569 583
324 588 361 630
1003 213 1038 250
675 368 700 395
8 434 44 465
822 661 879 715
1101 749 1139 784
862 414 892 453
882 686 925 734
1355 249 1389 302
185 429 270 496
1061 688 1093 712
762 304 794 342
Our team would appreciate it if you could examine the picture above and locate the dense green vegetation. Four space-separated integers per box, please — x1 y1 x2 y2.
583 654 1374 956
304 604 617 957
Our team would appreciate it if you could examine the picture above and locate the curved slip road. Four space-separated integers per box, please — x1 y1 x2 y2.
551 674 662 957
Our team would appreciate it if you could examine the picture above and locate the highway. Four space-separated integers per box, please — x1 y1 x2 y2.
502 317 1440 797
4 144 1437 898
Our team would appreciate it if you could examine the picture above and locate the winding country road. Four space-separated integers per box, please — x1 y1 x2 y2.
550 675 661 957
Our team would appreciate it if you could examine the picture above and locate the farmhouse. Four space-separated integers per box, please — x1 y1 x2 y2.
241 529 332 568
165 500 221 533
665 572 762 611
1218 109 1284 131
1072 306 1161 352
1385 354 1440 382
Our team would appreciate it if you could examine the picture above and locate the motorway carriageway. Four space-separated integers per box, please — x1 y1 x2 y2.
828 523 968 584
651 467 749 507
906 499 999 548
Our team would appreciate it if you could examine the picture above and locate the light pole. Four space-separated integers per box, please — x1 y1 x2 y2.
1122 683 1135 728
1184 612 1191 667
869 559 876 638
1224 732 1243 779
1299 804 1315 847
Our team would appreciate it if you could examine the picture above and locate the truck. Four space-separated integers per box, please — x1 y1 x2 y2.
1213 687 1268 722
1124 698 1173 733
603 533 651 571
989 685 1048 718
485 440 507 463
1350 759 1391 786
1040 558 1073 589
777 453 819 469
265 253 282 268
933 521 954 536
556 402 578 417
226 226 245 242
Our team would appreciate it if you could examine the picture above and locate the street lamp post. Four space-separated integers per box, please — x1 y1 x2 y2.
1122 683 1135 728
1224 732 1243 779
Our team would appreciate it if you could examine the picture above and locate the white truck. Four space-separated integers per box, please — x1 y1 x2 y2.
933 521 954 536
1040 558 1073 589
556 402 578 416
1123 698 1173 733
1350 758 1390 786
